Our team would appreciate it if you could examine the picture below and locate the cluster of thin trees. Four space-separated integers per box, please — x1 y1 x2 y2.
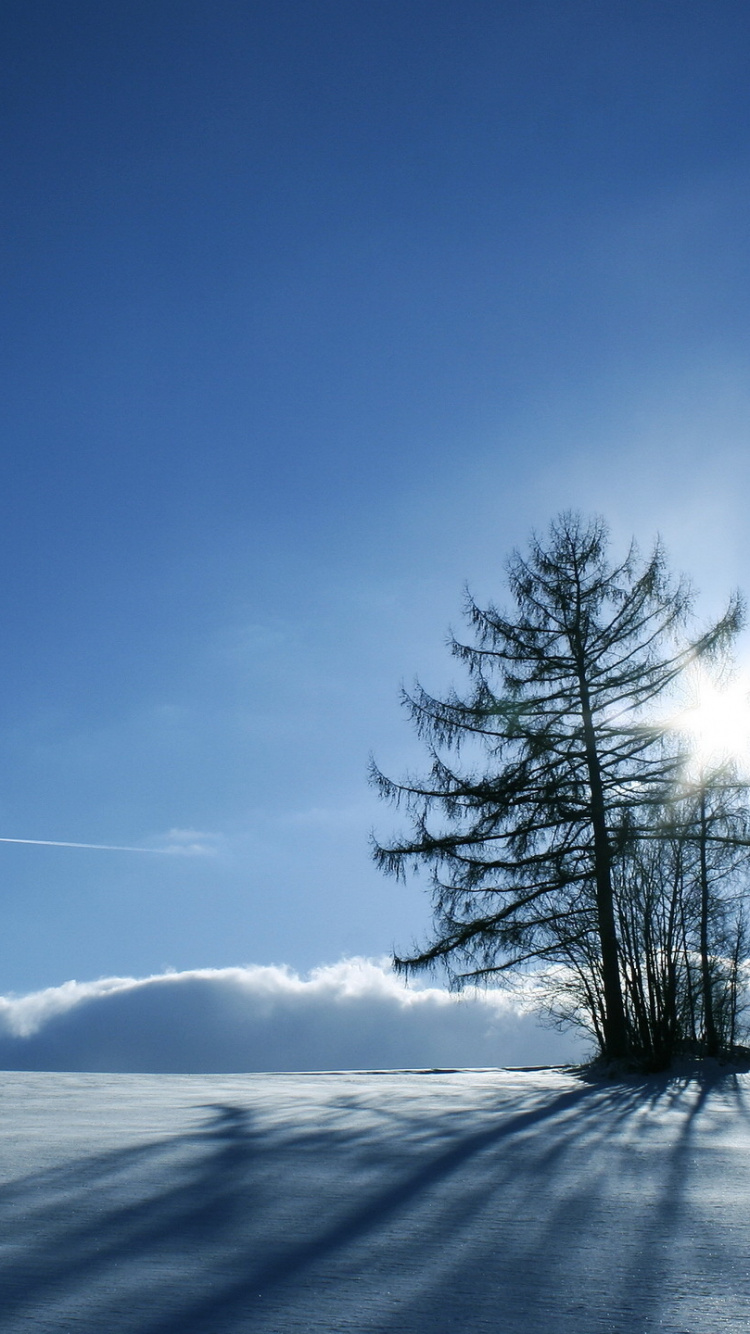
371 513 750 1070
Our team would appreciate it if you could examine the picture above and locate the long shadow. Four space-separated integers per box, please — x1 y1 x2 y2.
141 1082 612 1333
0 1103 267 1320
614 1067 750 1327
2 1072 744 1333
0 1079 606 1330
372 1068 750 1334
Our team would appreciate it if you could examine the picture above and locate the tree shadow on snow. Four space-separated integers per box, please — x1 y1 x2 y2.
2 1071 749 1333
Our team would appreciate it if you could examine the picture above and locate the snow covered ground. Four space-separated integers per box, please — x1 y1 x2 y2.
2 1065 750 1332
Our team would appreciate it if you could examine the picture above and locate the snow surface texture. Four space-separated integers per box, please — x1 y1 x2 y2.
3 1067 750 1332
0 959 585 1071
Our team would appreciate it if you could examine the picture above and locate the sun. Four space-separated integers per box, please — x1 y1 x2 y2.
675 669 750 776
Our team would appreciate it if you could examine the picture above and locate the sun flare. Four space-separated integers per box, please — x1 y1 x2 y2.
675 670 750 775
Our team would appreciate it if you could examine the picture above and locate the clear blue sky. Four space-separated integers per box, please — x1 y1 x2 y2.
1 0 749 992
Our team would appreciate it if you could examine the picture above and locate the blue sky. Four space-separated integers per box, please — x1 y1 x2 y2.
1 0 750 994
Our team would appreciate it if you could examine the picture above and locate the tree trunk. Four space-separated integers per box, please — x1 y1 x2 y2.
577 667 629 1059
698 789 718 1057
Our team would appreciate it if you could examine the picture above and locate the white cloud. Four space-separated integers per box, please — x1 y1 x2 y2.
0 959 587 1074
147 828 223 856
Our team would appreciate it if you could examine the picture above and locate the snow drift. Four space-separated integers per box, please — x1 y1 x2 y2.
0 959 585 1072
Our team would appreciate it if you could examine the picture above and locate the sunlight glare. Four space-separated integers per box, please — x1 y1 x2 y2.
675 669 750 776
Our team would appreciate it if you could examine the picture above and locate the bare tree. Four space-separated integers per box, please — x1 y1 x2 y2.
371 513 743 1063
675 773 750 1056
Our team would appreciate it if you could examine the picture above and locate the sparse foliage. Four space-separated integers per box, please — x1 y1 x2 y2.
371 513 748 1068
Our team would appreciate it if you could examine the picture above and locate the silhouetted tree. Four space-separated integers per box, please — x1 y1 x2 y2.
371 513 744 1063
673 771 750 1057
540 772 750 1067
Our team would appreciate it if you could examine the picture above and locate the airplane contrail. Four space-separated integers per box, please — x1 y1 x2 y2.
0 836 168 853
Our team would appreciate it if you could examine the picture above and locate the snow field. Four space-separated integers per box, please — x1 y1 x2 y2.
1 1067 750 1332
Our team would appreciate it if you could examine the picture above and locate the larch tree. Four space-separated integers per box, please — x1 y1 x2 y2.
371 513 744 1063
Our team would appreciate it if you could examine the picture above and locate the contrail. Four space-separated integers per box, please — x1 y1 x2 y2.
0 836 168 853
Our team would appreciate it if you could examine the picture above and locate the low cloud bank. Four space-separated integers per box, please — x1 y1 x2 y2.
0 959 588 1073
